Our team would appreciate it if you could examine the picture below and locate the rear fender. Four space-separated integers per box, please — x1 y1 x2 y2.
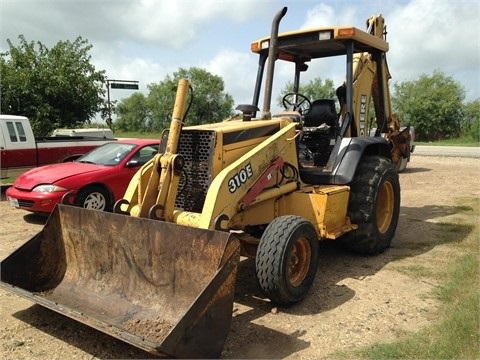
334 137 391 183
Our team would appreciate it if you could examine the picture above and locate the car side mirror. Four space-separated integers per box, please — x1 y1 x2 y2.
125 159 142 168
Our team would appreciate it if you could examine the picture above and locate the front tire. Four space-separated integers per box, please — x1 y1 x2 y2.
255 215 319 306
76 186 110 211
341 156 400 255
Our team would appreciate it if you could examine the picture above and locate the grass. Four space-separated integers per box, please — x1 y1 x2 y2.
356 250 479 360
416 136 479 146
337 198 480 360
395 264 434 278
1 177 15 186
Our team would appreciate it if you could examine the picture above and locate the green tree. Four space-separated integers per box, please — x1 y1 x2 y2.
276 78 336 109
1 35 106 136
392 71 465 141
116 67 234 132
115 92 150 131
462 99 480 142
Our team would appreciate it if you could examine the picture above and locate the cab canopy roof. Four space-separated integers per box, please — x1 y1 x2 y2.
251 25 389 63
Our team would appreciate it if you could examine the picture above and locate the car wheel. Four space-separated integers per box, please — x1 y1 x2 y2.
76 186 110 211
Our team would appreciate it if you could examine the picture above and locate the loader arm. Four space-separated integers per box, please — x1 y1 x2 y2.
117 79 190 221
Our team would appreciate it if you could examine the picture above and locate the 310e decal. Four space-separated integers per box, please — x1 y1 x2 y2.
228 163 253 193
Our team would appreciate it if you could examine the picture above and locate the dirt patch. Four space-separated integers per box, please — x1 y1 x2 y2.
0 155 478 359
123 318 173 343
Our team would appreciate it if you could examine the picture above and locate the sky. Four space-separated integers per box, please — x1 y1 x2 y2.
1 0 479 122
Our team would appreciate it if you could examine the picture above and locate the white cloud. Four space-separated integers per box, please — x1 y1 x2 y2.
1 0 275 49
1 0 478 116
98 0 277 48
386 0 479 99
204 49 257 106
295 1 479 101
301 3 357 29
387 1 479 70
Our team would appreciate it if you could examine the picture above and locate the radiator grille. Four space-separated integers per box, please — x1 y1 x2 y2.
175 131 215 212
18 199 34 207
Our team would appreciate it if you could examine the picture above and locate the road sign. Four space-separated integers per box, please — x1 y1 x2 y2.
110 83 139 90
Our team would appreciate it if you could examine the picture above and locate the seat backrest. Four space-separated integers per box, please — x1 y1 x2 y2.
303 99 337 128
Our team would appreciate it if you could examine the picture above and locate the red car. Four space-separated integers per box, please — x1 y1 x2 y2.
6 138 159 214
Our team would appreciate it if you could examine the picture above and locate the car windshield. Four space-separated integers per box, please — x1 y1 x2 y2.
76 142 136 166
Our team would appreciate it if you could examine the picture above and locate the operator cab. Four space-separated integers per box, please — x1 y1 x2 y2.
245 17 391 181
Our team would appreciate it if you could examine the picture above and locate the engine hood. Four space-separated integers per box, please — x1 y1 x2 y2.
15 162 104 190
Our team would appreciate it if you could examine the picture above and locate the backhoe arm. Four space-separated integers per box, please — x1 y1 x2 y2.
336 14 410 165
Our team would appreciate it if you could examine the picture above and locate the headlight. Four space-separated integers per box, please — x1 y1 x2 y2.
32 185 68 193
318 30 332 40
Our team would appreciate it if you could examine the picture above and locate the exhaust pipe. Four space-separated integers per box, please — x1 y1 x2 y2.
261 6 288 119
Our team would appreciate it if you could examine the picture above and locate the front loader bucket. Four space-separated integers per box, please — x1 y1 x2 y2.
0 204 240 358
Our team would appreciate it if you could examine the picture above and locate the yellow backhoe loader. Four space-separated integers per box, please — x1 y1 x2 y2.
1 7 404 358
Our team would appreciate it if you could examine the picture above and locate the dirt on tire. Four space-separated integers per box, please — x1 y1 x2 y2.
0 155 478 359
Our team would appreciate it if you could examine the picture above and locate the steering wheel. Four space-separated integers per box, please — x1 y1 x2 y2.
282 92 312 114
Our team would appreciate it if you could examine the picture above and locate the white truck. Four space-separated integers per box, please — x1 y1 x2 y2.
0 115 115 179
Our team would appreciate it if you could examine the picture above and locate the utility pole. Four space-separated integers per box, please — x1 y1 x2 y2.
105 79 139 129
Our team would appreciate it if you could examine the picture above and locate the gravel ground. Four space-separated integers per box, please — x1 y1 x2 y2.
0 155 478 359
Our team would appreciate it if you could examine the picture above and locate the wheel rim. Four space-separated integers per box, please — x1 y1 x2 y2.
288 237 311 287
376 180 394 234
83 192 106 210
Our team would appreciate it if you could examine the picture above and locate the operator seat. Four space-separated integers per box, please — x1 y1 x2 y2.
300 99 339 170
303 99 337 129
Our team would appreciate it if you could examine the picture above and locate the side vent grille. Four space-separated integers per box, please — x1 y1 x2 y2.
175 131 216 212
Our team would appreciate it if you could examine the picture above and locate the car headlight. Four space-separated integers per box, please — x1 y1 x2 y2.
32 185 68 193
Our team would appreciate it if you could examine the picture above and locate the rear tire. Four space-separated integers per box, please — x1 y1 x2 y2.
76 186 110 211
341 156 400 255
255 215 319 306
